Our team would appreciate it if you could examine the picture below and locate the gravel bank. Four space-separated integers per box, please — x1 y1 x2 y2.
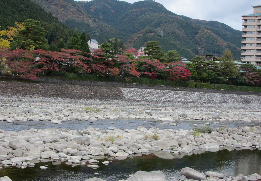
0 79 261 181
0 79 261 123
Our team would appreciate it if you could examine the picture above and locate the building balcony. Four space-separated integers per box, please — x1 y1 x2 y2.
242 40 256 43
241 58 256 63
241 45 256 49
241 52 255 55
242 27 256 31
242 22 256 26
242 34 256 37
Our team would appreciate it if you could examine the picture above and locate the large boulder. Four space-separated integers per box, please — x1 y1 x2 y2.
205 171 225 179
9 139 29 150
154 139 179 150
127 171 166 181
85 178 105 181
0 147 10 155
153 151 174 159
41 151 59 159
181 167 206 180
73 136 90 146
0 176 12 181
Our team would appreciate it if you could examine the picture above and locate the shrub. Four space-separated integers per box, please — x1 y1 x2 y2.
193 125 213 134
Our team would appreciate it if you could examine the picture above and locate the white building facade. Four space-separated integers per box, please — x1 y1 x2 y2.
241 5 261 66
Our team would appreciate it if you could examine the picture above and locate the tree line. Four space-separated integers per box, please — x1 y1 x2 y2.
0 19 260 87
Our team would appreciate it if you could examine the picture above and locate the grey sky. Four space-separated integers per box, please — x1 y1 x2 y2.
75 0 260 31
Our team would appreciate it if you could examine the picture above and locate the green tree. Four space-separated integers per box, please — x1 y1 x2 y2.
144 41 164 61
10 19 48 50
79 31 90 55
79 31 89 52
56 38 65 51
67 29 80 50
240 63 257 74
188 56 223 83
164 50 182 63
107 38 124 54
219 50 239 79
100 42 115 58
187 56 208 82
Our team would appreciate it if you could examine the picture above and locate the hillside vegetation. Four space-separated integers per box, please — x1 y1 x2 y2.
1 0 242 59
0 0 72 45
78 0 241 59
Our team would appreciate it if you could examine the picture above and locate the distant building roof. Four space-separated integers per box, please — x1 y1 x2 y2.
182 60 191 64
89 39 99 44
242 13 261 17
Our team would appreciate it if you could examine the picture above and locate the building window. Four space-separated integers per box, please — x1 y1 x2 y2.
246 38 255 40
246 31 255 34
246 44 255 46
242 50 255 53
247 26 255 28
247 19 255 22
245 56 254 59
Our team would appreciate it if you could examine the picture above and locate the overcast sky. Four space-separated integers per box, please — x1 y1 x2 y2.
75 0 261 31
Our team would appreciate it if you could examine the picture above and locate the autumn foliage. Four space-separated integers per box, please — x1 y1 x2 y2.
246 72 261 86
1 48 191 81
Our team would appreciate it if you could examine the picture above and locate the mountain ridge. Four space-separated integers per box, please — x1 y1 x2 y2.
2 0 242 59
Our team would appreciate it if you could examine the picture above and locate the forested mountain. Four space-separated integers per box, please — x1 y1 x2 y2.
0 0 72 45
1 0 242 60
78 0 241 59
30 0 127 43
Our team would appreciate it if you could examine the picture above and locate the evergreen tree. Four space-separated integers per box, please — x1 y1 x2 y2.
100 42 115 58
67 29 80 50
57 38 65 51
79 31 90 54
144 41 164 61
10 19 48 50
219 50 239 78
107 38 124 54
165 50 182 63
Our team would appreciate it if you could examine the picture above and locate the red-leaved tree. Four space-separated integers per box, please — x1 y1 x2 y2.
246 72 261 86
167 62 191 81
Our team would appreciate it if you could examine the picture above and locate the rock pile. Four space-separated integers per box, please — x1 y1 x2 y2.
0 125 260 169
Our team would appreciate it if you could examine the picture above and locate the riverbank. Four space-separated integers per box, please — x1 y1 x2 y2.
0 81 261 123
0 79 261 180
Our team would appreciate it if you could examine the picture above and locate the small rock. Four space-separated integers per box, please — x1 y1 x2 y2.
40 166 48 169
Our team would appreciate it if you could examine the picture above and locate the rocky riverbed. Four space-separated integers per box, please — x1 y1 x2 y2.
0 79 261 180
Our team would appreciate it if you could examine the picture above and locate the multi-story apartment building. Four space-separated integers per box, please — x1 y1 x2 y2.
241 5 261 66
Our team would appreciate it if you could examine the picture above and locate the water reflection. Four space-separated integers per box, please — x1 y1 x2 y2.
0 149 260 181
234 150 261 176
